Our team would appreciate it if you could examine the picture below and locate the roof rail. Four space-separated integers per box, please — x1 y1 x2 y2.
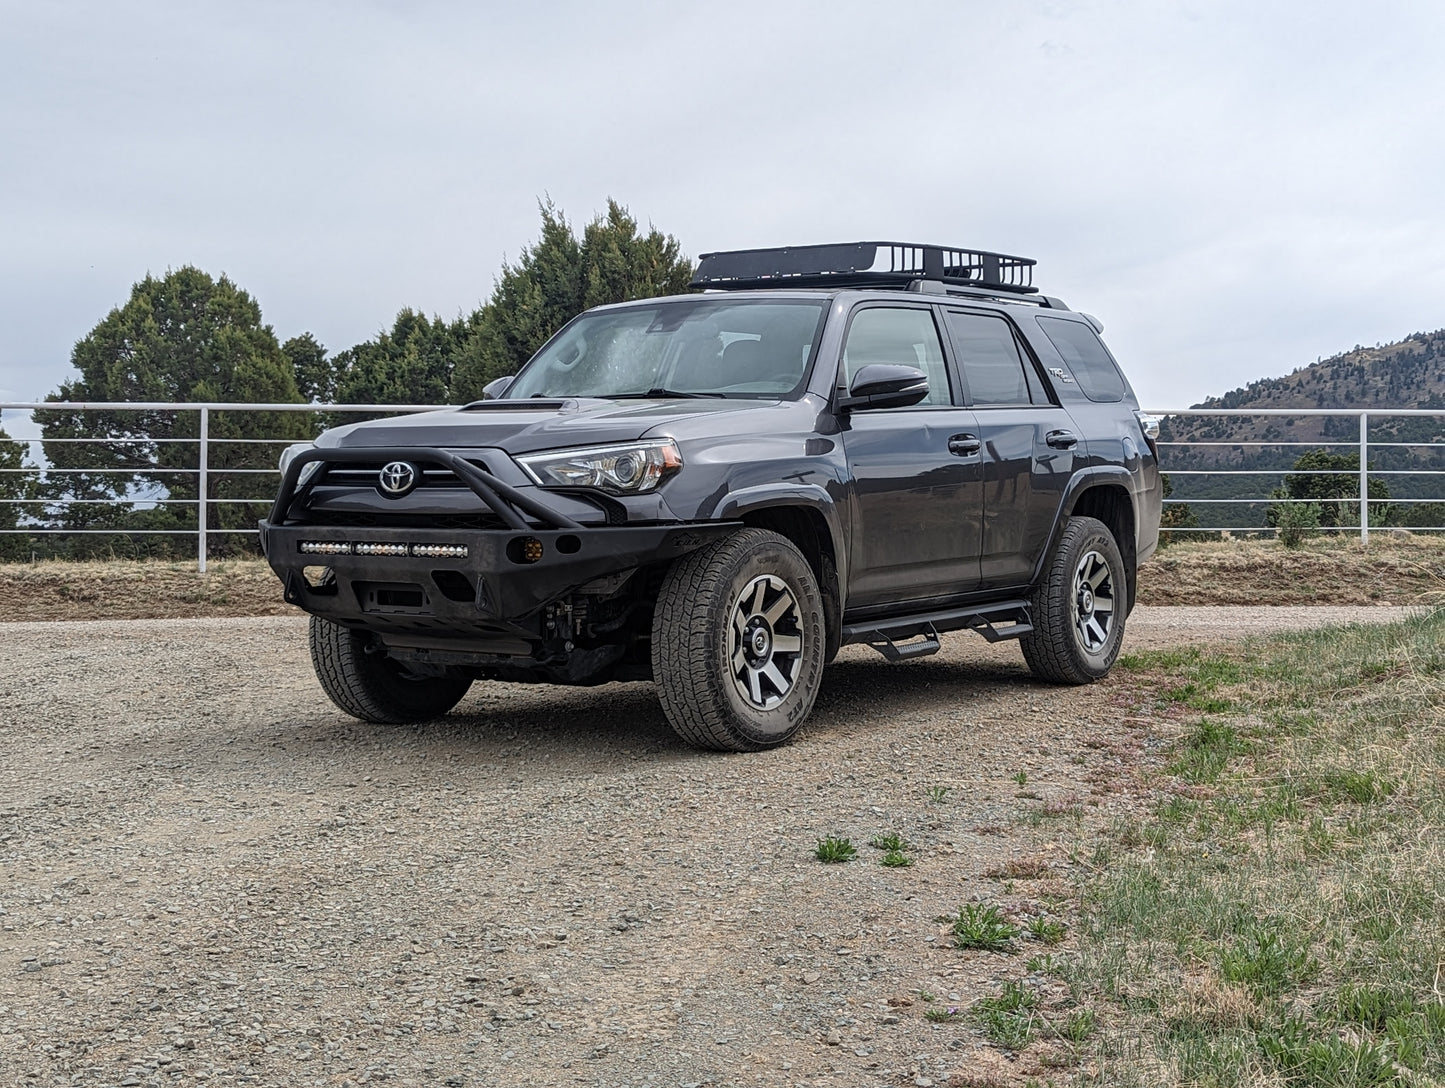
690 242 1038 294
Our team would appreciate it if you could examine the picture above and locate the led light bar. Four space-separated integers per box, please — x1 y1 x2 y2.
298 540 470 559
411 543 468 558
353 542 409 557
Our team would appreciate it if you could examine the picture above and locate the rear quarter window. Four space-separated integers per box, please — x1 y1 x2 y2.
1036 316 1128 403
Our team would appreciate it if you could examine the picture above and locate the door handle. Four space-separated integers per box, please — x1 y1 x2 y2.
947 434 981 457
1045 430 1078 450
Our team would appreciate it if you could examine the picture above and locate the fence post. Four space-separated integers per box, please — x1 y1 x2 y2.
198 407 209 573
1359 411 1368 545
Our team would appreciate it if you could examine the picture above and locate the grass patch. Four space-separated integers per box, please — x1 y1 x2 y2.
1025 917 1068 945
868 832 913 867
1121 646 1245 715
924 1005 965 1024
1218 920 1319 997
1056 1007 1096 1044
813 836 856 863
951 903 1020 952
868 832 908 852
1320 768 1395 804
1167 719 1248 784
1069 611 1445 1084
973 981 1038 1049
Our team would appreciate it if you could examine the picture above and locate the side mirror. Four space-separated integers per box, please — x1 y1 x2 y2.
482 375 515 400
839 364 930 411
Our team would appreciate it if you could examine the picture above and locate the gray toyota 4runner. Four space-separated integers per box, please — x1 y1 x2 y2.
261 242 1162 751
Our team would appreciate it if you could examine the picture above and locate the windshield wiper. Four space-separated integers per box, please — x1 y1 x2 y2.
610 387 727 400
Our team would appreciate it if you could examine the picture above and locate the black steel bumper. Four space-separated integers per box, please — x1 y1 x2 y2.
259 520 737 635
261 444 735 639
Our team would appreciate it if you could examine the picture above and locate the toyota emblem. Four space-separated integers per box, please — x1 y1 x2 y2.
377 461 419 497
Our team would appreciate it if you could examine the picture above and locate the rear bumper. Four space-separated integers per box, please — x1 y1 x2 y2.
258 520 736 638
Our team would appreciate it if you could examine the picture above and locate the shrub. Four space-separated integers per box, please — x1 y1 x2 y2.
1271 500 1321 548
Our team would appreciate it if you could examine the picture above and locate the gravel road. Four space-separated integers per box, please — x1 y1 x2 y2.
0 606 1416 1088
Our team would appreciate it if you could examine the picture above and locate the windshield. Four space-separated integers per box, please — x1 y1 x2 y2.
504 298 828 400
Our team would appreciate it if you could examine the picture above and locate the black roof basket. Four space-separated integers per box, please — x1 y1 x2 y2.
690 241 1038 294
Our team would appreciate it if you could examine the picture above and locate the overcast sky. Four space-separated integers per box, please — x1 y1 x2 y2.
2 0 1442 423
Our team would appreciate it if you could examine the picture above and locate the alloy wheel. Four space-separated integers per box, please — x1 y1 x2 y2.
728 574 805 709
1071 549 1116 654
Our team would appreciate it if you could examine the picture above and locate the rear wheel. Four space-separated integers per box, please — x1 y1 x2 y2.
309 616 472 723
652 529 826 751
1021 516 1127 684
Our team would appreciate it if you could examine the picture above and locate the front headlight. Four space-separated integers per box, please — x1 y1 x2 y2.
515 439 682 495
278 442 321 486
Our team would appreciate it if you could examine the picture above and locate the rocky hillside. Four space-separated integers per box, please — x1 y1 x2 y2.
1159 329 1445 527
1162 329 1445 449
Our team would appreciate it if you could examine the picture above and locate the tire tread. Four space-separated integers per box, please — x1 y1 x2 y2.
1020 516 1125 685
652 529 821 752
309 616 471 723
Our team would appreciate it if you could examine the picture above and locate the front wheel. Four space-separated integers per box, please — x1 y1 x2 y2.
1020 516 1128 684
309 616 472 723
652 529 826 751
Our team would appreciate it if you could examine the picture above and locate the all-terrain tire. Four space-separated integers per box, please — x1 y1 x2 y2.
1020 515 1128 685
309 616 472 723
652 529 826 752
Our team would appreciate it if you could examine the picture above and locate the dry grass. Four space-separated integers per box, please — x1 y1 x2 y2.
1061 613 1445 1086
1 533 1441 623
1165 975 1265 1032
1139 532 1445 606
0 557 290 622
985 857 1053 880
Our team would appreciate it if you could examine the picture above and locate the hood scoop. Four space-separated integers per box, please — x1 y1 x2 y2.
460 398 584 414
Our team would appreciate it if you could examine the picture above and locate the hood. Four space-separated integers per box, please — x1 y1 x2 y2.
320 397 768 455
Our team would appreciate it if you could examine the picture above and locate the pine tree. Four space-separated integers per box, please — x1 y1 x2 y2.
34 267 312 556
450 199 694 401
0 425 36 560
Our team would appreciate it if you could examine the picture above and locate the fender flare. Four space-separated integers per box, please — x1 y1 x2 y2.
1034 467 1139 584
714 482 850 612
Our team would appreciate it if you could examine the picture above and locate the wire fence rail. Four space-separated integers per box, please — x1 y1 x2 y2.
1150 407 1445 543
2 402 1444 571
0 402 448 572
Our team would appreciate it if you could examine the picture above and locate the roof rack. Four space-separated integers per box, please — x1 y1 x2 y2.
690 241 1038 294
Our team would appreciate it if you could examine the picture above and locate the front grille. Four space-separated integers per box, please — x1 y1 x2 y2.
321 459 490 491
306 511 510 531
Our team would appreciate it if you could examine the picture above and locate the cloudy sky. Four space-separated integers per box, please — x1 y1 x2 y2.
2 0 1442 420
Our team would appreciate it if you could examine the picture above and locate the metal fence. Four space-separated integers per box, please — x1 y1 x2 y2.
1151 407 1445 543
3 402 1444 570
0 401 446 572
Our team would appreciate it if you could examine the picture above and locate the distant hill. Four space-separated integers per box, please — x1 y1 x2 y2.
1159 329 1445 529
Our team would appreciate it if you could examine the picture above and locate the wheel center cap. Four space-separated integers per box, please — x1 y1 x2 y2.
1079 588 1094 613
752 628 771 656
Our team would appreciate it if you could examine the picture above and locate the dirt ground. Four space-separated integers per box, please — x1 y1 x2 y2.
1 535 1439 623
0 606 1417 1088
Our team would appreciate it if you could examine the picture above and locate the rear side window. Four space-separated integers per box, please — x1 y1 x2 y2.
944 310 1033 407
1037 316 1127 402
842 307 951 405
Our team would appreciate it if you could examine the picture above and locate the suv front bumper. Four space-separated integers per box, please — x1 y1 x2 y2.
261 442 735 640
258 520 737 637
